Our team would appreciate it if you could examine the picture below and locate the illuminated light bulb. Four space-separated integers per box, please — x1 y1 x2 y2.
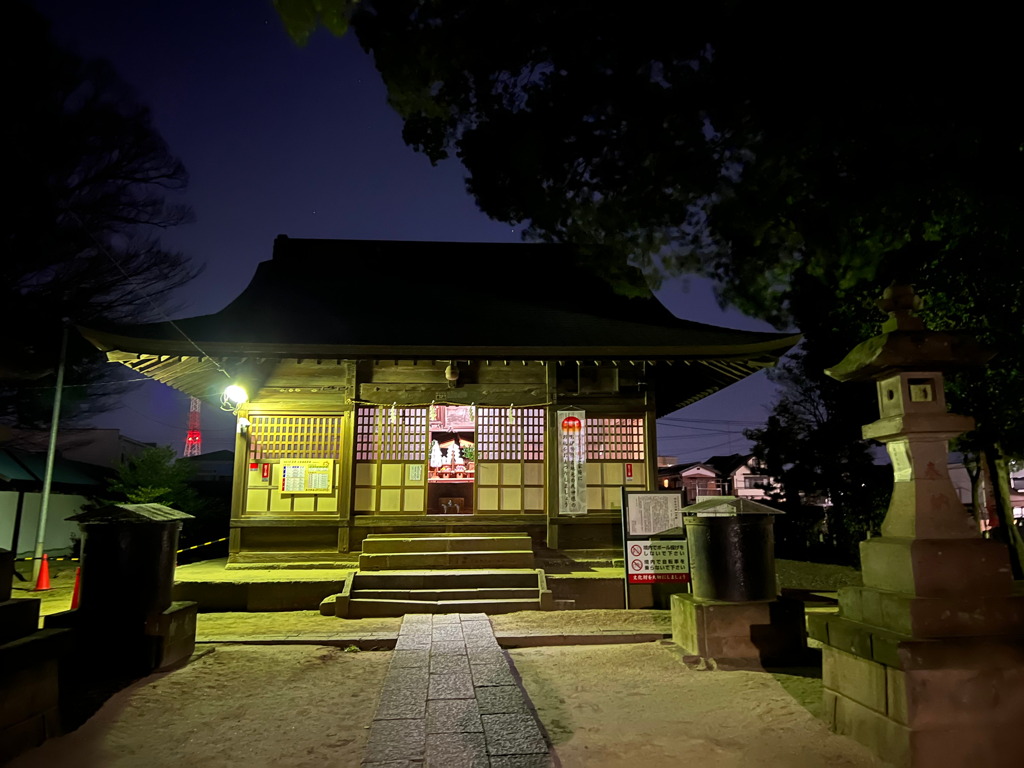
224 384 248 405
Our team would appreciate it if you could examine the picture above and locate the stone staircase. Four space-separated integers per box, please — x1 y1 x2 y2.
320 533 553 617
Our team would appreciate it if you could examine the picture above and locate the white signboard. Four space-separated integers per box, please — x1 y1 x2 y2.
626 493 684 536
626 540 690 584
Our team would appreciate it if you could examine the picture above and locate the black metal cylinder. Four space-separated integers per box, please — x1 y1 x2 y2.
684 515 776 602
77 522 181 626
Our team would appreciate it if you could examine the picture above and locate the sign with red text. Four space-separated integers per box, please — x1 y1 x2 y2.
626 540 691 584
621 490 688 590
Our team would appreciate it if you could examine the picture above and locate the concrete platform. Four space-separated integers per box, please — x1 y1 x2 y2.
193 608 673 649
173 557 648 612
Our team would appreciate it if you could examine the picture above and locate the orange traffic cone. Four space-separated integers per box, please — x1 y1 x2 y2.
32 554 51 591
70 566 82 609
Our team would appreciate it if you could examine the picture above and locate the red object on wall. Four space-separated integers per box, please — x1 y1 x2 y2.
561 416 582 432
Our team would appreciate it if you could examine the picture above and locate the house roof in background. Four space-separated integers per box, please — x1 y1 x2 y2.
0 447 110 489
705 453 757 477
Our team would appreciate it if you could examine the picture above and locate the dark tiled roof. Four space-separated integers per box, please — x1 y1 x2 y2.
79 238 800 414
84 237 798 354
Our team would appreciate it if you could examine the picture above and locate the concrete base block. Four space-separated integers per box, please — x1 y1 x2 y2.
0 598 42 645
173 580 248 611
320 592 351 617
829 686 911 766
670 593 806 666
246 581 343 611
0 629 69 764
319 593 339 615
860 536 1013 598
0 708 61 766
146 601 199 672
819 625 1024 767
837 585 1024 638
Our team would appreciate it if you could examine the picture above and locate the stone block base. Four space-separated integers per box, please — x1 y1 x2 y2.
146 601 199 672
0 598 41 646
0 629 69 764
670 593 806 667
860 536 1013 598
838 584 1024 638
812 614 1024 767
46 601 199 675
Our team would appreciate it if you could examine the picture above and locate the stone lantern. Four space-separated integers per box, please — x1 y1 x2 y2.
810 285 1024 767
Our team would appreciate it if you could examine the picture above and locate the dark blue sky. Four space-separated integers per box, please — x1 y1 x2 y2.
36 0 784 459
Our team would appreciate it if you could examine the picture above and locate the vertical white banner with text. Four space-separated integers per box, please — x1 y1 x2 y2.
558 409 587 516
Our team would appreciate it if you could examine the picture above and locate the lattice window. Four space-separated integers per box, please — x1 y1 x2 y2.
585 417 645 461
477 407 545 461
355 406 428 461
248 415 344 461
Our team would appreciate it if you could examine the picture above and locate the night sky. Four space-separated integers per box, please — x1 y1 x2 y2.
34 0 784 459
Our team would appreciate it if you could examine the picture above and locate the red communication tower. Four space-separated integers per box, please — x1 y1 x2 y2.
184 396 202 457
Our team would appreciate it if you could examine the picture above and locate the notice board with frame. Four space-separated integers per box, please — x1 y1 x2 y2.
620 489 689 609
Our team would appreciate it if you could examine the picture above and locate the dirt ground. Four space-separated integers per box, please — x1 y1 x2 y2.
9 645 390 768
10 639 893 768
8 558 883 766
512 643 892 768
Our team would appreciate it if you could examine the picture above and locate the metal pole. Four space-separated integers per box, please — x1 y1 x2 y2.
32 325 68 583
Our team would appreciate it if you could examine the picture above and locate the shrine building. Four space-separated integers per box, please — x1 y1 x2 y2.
81 237 799 565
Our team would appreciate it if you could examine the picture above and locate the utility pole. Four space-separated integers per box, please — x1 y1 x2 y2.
33 325 68 583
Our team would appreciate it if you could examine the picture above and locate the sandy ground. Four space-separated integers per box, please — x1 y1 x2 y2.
9 558 881 767
512 643 893 768
10 638 893 768
9 645 390 768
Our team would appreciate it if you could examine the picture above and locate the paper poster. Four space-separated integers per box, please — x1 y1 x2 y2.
280 459 334 494
626 493 684 536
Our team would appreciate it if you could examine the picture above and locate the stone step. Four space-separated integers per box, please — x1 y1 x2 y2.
349 597 543 617
365 532 526 539
361 535 533 555
358 550 535 571
352 587 540 601
354 569 541 590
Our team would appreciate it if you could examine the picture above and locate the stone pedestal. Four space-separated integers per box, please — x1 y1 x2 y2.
671 593 807 667
810 609 1024 767
0 549 70 763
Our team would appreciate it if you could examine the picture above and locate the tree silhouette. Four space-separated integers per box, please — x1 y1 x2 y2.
3 2 198 427
278 3 1023 562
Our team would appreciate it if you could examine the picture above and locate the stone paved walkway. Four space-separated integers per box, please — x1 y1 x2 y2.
363 613 553 767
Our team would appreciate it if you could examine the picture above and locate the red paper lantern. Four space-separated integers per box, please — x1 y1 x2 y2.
561 416 582 433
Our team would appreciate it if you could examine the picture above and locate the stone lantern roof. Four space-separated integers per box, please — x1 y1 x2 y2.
825 284 994 382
